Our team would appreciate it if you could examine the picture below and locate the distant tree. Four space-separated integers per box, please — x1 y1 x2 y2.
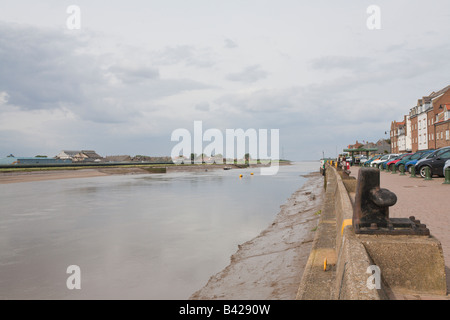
35 155 48 158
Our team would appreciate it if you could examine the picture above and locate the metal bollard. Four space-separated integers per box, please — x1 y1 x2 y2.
424 166 432 181
410 165 417 178
444 167 450 185
391 164 397 174
399 164 406 176
353 167 430 235
353 168 397 231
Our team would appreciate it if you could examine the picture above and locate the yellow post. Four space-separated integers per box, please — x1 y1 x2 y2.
341 219 352 235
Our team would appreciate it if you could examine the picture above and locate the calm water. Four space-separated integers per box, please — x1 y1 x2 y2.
0 162 319 299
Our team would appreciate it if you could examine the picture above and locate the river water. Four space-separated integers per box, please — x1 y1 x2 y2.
0 162 319 299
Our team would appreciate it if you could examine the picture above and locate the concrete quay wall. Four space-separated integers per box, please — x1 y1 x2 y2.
297 164 447 300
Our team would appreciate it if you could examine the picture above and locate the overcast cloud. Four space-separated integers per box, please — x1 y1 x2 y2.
1 0 450 160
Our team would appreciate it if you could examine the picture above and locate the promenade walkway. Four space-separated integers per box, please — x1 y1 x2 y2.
350 166 450 300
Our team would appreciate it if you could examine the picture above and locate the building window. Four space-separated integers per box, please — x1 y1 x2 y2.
446 130 449 140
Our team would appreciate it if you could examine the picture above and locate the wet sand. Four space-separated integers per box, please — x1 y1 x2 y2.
0 163 286 184
190 172 324 300
0 165 226 184
0 168 143 184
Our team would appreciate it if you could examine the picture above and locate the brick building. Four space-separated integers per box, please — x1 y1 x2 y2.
347 140 363 150
410 115 418 152
390 119 406 154
404 85 450 153
434 105 450 149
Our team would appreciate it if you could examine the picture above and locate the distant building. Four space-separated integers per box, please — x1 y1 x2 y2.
55 150 81 160
104 155 132 163
375 139 391 154
407 85 450 152
347 140 364 150
73 150 103 162
434 104 450 149
0 157 72 165
390 116 410 153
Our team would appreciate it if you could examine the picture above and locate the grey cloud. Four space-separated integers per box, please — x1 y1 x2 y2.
108 65 160 83
224 38 238 49
310 56 374 72
225 65 268 83
195 102 210 111
0 23 100 110
0 23 214 124
151 45 216 68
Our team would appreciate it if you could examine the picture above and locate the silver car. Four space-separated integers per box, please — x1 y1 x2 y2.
444 159 450 176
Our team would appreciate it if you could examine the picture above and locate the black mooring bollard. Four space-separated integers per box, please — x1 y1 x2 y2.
353 168 397 231
353 167 430 235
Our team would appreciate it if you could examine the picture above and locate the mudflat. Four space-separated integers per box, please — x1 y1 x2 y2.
190 172 324 300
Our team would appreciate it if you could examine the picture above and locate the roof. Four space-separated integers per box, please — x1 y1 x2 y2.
79 150 102 159
343 148 378 152
429 85 450 99
61 150 81 156
105 155 131 162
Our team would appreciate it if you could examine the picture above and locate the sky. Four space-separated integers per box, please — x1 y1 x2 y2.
0 0 450 160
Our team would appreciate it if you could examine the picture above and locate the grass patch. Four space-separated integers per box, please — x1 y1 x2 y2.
0 163 175 173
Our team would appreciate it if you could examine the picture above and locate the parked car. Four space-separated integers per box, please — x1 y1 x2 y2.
365 154 382 167
415 147 450 178
359 156 368 164
404 150 435 173
444 159 450 176
385 153 412 171
395 150 429 172
379 155 400 170
372 154 398 168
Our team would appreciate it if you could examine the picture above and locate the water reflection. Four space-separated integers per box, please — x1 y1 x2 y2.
0 162 319 299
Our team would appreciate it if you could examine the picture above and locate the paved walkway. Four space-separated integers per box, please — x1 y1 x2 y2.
350 166 450 300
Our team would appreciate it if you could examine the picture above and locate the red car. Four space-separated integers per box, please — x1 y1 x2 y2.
386 153 412 171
